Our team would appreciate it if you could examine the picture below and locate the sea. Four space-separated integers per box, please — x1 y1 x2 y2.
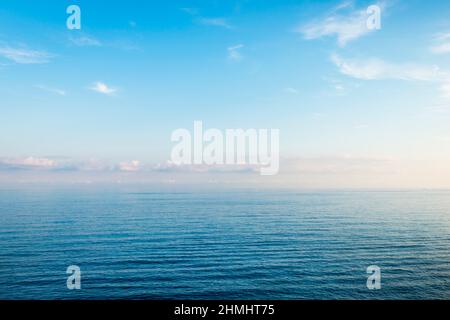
0 187 449 299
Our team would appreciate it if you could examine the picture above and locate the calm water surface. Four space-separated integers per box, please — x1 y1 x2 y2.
0 187 449 299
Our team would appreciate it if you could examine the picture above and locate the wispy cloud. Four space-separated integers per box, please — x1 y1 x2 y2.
69 35 102 47
0 157 58 169
90 82 117 95
430 32 450 54
0 157 108 172
322 76 359 96
426 104 450 114
332 54 450 100
440 83 450 99
0 157 139 172
181 7 233 29
68 34 140 51
0 156 83 172
118 160 140 172
331 54 445 81
298 1 384 46
0 45 53 64
180 7 199 15
34 85 66 96
227 44 244 61
197 17 233 29
434 32 450 41
432 43 450 55
331 81 346 95
0 157 260 175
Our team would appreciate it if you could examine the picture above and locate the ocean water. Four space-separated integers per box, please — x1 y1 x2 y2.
0 187 449 300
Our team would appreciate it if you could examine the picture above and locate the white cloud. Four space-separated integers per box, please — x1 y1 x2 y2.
118 160 140 172
90 82 117 95
0 157 260 175
69 36 102 47
435 33 450 41
17 157 57 168
180 7 199 15
334 1 353 11
322 77 358 96
197 17 232 29
440 83 450 99
331 54 445 81
0 45 53 64
426 104 450 114
430 32 450 54
0 157 140 172
0 157 58 169
34 85 66 96
181 7 232 29
332 54 450 100
227 44 244 61
0 157 108 172
298 2 384 46
68 35 140 51
333 83 346 94
431 43 450 54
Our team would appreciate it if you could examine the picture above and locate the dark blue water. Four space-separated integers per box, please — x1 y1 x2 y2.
0 187 449 299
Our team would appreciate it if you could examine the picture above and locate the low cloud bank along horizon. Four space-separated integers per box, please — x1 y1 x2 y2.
1 154 450 189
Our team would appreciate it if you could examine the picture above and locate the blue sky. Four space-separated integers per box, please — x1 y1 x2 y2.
1 0 450 188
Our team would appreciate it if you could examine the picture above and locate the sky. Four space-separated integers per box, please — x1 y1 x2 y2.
0 0 450 188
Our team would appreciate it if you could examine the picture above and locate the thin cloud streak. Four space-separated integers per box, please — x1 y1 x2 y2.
440 83 450 99
430 32 450 54
196 17 233 29
298 1 385 46
34 85 66 96
332 54 450 100
69 35 102 47
227 44 244 61
0 45 53 64
331 54 447 82
181 7 233 29
119 160 140 172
